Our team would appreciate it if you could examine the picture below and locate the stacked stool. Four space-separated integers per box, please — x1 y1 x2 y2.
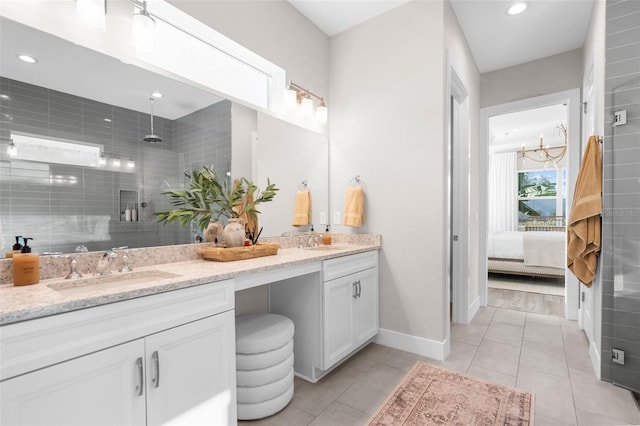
235 313 295 420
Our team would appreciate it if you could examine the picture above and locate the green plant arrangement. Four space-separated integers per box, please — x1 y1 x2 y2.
155 166 278 241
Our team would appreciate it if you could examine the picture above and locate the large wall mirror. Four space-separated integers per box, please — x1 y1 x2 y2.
0 16 328 255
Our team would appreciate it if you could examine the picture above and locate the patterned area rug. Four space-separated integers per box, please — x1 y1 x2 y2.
367 362 534 425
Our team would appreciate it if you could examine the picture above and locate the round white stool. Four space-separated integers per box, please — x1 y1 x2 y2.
235 314 295 420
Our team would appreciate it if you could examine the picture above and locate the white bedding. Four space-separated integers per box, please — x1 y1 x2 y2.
488 231 565 269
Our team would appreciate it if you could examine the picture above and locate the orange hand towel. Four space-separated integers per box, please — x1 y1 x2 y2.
567 136 602 287
343 186 365 228
292 190 312 226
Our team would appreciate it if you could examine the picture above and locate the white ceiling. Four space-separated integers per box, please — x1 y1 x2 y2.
489 103 568 152
288 0 594 73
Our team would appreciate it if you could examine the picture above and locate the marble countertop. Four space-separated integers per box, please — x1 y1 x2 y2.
0 241 380 326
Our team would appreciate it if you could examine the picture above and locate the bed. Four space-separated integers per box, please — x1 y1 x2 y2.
488 216 566 278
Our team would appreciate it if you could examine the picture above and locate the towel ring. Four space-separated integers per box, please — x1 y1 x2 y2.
349 175 363 188
298 180 308 190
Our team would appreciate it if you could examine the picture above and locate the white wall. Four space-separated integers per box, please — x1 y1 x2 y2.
329 1 448 354
444 0 481 320
480 49 583 108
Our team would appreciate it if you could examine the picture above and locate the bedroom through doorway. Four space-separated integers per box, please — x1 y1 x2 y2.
485 98 573 317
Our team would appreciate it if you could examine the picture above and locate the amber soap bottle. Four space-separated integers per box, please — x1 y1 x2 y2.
13 237 39 286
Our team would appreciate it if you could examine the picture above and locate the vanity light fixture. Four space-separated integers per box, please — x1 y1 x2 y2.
76 0 106 32
519 123 567 165
286 81 328 123
506 2 529 16
18 54 38 64
127 158 135 168
132 0 156 52
7 139 18 158
300 95 314 116
98 151 107 167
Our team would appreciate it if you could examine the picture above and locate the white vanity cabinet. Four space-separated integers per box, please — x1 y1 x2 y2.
0 281 237 426
267 250 379 383
322 251 379 370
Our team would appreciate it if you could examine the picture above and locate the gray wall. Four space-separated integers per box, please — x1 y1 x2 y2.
601 0 640 391
0 77 230 254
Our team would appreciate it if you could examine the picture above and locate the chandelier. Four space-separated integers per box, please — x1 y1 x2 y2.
520 123 567 166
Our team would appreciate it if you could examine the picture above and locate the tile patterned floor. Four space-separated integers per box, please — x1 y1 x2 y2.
239 307 640 425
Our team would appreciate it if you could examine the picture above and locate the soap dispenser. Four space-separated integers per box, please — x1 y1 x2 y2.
13 237 40 286
323 226 332 245
5 236 22 258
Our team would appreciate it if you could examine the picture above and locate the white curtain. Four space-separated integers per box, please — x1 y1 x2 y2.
488 152 518 234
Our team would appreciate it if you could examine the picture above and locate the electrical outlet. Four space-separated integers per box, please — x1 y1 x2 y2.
614 273 624 292
612 348 625 365
613 110 627 126
333 211 341 225
320 212 327 225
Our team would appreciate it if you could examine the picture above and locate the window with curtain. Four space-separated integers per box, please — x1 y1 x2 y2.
517 168 567 226
488 152 518 234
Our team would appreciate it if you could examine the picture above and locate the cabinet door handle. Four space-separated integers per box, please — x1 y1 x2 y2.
151 351 160 388
356 280 362 298
352 281 358 299
135 357 144 396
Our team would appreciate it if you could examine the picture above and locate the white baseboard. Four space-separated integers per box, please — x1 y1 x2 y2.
468 296 480 323
374 328 447 361
589 340 601 380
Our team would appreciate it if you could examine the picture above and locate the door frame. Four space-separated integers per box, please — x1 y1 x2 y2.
446 63 470 329
479 89 581 319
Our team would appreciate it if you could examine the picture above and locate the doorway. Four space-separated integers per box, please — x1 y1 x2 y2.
479 89 581 319
448 67 470 326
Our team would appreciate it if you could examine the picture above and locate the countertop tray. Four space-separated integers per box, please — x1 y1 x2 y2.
197 243 280 262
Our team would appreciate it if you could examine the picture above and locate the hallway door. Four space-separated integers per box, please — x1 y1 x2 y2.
449 69 470 325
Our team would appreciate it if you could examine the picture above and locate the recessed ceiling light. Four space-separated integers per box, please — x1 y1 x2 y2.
506 2 529 16
18 54 38 64
151 91 163 98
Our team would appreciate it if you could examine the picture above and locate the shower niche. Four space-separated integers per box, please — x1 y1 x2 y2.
119 190 139 222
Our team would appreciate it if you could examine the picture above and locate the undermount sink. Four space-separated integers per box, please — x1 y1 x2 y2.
304 245 350 251
47 270 182 295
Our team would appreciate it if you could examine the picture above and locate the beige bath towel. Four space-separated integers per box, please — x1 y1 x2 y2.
343 186 365 228
292 190 312 226
567 136 602 287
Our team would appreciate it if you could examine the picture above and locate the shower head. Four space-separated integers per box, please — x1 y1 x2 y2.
143 134 162 143
144 97 162 143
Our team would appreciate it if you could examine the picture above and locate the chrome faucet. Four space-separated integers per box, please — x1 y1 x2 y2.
95 250 118 276
307 233 322 248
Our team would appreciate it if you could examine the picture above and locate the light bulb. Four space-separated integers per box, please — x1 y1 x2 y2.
507 2 529 16
132 2 156 52
112 158 121 168
98 152 107 167
7 140 17 158
301 96 313 116
285 89 297 108
316 103 328 123
127 159 135 169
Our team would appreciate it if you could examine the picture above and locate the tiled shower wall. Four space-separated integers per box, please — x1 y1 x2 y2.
0 77 231 254
601 0 640 391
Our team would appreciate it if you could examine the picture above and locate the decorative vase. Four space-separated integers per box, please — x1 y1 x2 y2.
223 218 245 248
204 221 222 243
